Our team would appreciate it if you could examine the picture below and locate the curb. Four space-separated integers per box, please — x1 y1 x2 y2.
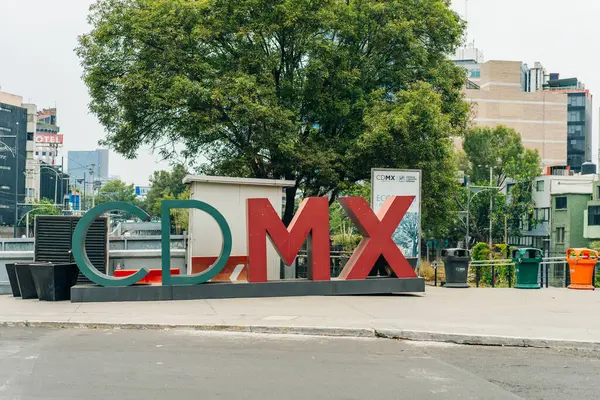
0 321 376 338
3 321 600 351
375 329 600 351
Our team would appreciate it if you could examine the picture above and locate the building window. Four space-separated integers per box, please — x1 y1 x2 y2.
556 197 567 210
588 206 600 226
568 125 584 137
556 227 565 243
568 95 585 107
568 110 583 122
536 180 545 192
535 208 550 222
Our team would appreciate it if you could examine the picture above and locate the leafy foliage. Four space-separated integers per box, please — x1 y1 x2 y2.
77 0 469 231
458 126 541 245
97 179 138 204
159 188 191 234
144 164 189 216
29 198 61 219
471 242 490 261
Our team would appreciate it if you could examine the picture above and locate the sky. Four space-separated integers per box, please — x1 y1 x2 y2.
0 0 171 185
0 0 598 185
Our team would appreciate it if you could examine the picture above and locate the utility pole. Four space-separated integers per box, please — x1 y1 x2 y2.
60 156 64 208
13 122 19 238
83 172 87 211
53 173 58 205
90 164 96 208
465 180 470 249
489 166 493 248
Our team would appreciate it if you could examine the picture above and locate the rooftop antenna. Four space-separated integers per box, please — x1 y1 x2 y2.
465 0 469 43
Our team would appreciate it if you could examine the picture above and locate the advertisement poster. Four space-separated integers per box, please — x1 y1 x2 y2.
371 169 421 259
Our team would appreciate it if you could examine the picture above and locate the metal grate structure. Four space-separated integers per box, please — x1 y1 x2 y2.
34 215 108 283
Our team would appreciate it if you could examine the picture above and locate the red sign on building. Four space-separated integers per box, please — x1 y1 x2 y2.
34 133 64 145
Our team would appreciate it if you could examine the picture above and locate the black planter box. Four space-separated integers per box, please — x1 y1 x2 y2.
30 263 80 301
14 263 39 299
5 263 21 297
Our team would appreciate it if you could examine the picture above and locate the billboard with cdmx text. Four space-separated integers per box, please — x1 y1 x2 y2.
371 169 421 259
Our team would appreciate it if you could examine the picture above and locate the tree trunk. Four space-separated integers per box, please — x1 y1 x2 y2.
282 184 298 227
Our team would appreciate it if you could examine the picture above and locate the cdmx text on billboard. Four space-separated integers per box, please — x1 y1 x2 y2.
72 196 417 287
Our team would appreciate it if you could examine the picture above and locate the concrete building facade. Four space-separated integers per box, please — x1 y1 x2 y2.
463 60 569 167
583 181 600 242
67 149 110 188
542 77 593 173
0 92 27 226
550 192 592 257
511 173 596 255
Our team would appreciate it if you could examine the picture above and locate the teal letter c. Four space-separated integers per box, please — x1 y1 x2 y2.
72 202 150 287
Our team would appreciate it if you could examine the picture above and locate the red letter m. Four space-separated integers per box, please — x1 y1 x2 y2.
247 197 330 283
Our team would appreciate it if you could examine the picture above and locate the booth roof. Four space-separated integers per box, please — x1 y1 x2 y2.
182 175 296 188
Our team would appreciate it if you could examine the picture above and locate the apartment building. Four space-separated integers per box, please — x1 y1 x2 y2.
463 60 569 167
452 48 596 173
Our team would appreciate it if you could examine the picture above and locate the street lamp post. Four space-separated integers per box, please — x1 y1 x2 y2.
464 172 499 250
13 122 19 238
489 166 494 248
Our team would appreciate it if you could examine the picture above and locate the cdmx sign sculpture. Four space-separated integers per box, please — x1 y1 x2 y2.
72 196 418 288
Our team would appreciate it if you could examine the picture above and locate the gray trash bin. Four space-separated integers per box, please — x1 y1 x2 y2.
441 248 471 288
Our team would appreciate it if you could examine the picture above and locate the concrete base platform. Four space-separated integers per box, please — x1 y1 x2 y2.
70 277 425 302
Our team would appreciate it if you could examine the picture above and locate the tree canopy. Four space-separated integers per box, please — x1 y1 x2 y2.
97 179 138 204
457 125 541 245
77 0 469 230
143 163 189 216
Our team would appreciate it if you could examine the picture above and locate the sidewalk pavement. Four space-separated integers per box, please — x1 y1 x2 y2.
2 286 600 349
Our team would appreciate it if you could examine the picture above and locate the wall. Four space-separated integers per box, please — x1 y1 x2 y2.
583 182 600 240
551 193 591 256
0 235 185 251
461 60 569 167
0 92 23 107
0 102 27 225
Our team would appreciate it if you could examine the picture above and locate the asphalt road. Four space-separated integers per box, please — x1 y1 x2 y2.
1 328 599 400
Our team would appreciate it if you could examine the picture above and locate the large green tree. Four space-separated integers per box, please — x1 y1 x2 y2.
77 0 469 232
458 126 541 245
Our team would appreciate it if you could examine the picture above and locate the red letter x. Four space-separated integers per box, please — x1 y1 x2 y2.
337 196 417 280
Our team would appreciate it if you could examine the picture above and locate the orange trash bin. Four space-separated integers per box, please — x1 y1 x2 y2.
567 248 598 290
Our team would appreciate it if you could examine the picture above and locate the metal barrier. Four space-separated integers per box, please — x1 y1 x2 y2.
470 259 515 288
294 250 352 278
540 257 569 288
431 257 575 288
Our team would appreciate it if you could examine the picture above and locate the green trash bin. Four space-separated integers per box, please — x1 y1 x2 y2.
512 248 543 289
